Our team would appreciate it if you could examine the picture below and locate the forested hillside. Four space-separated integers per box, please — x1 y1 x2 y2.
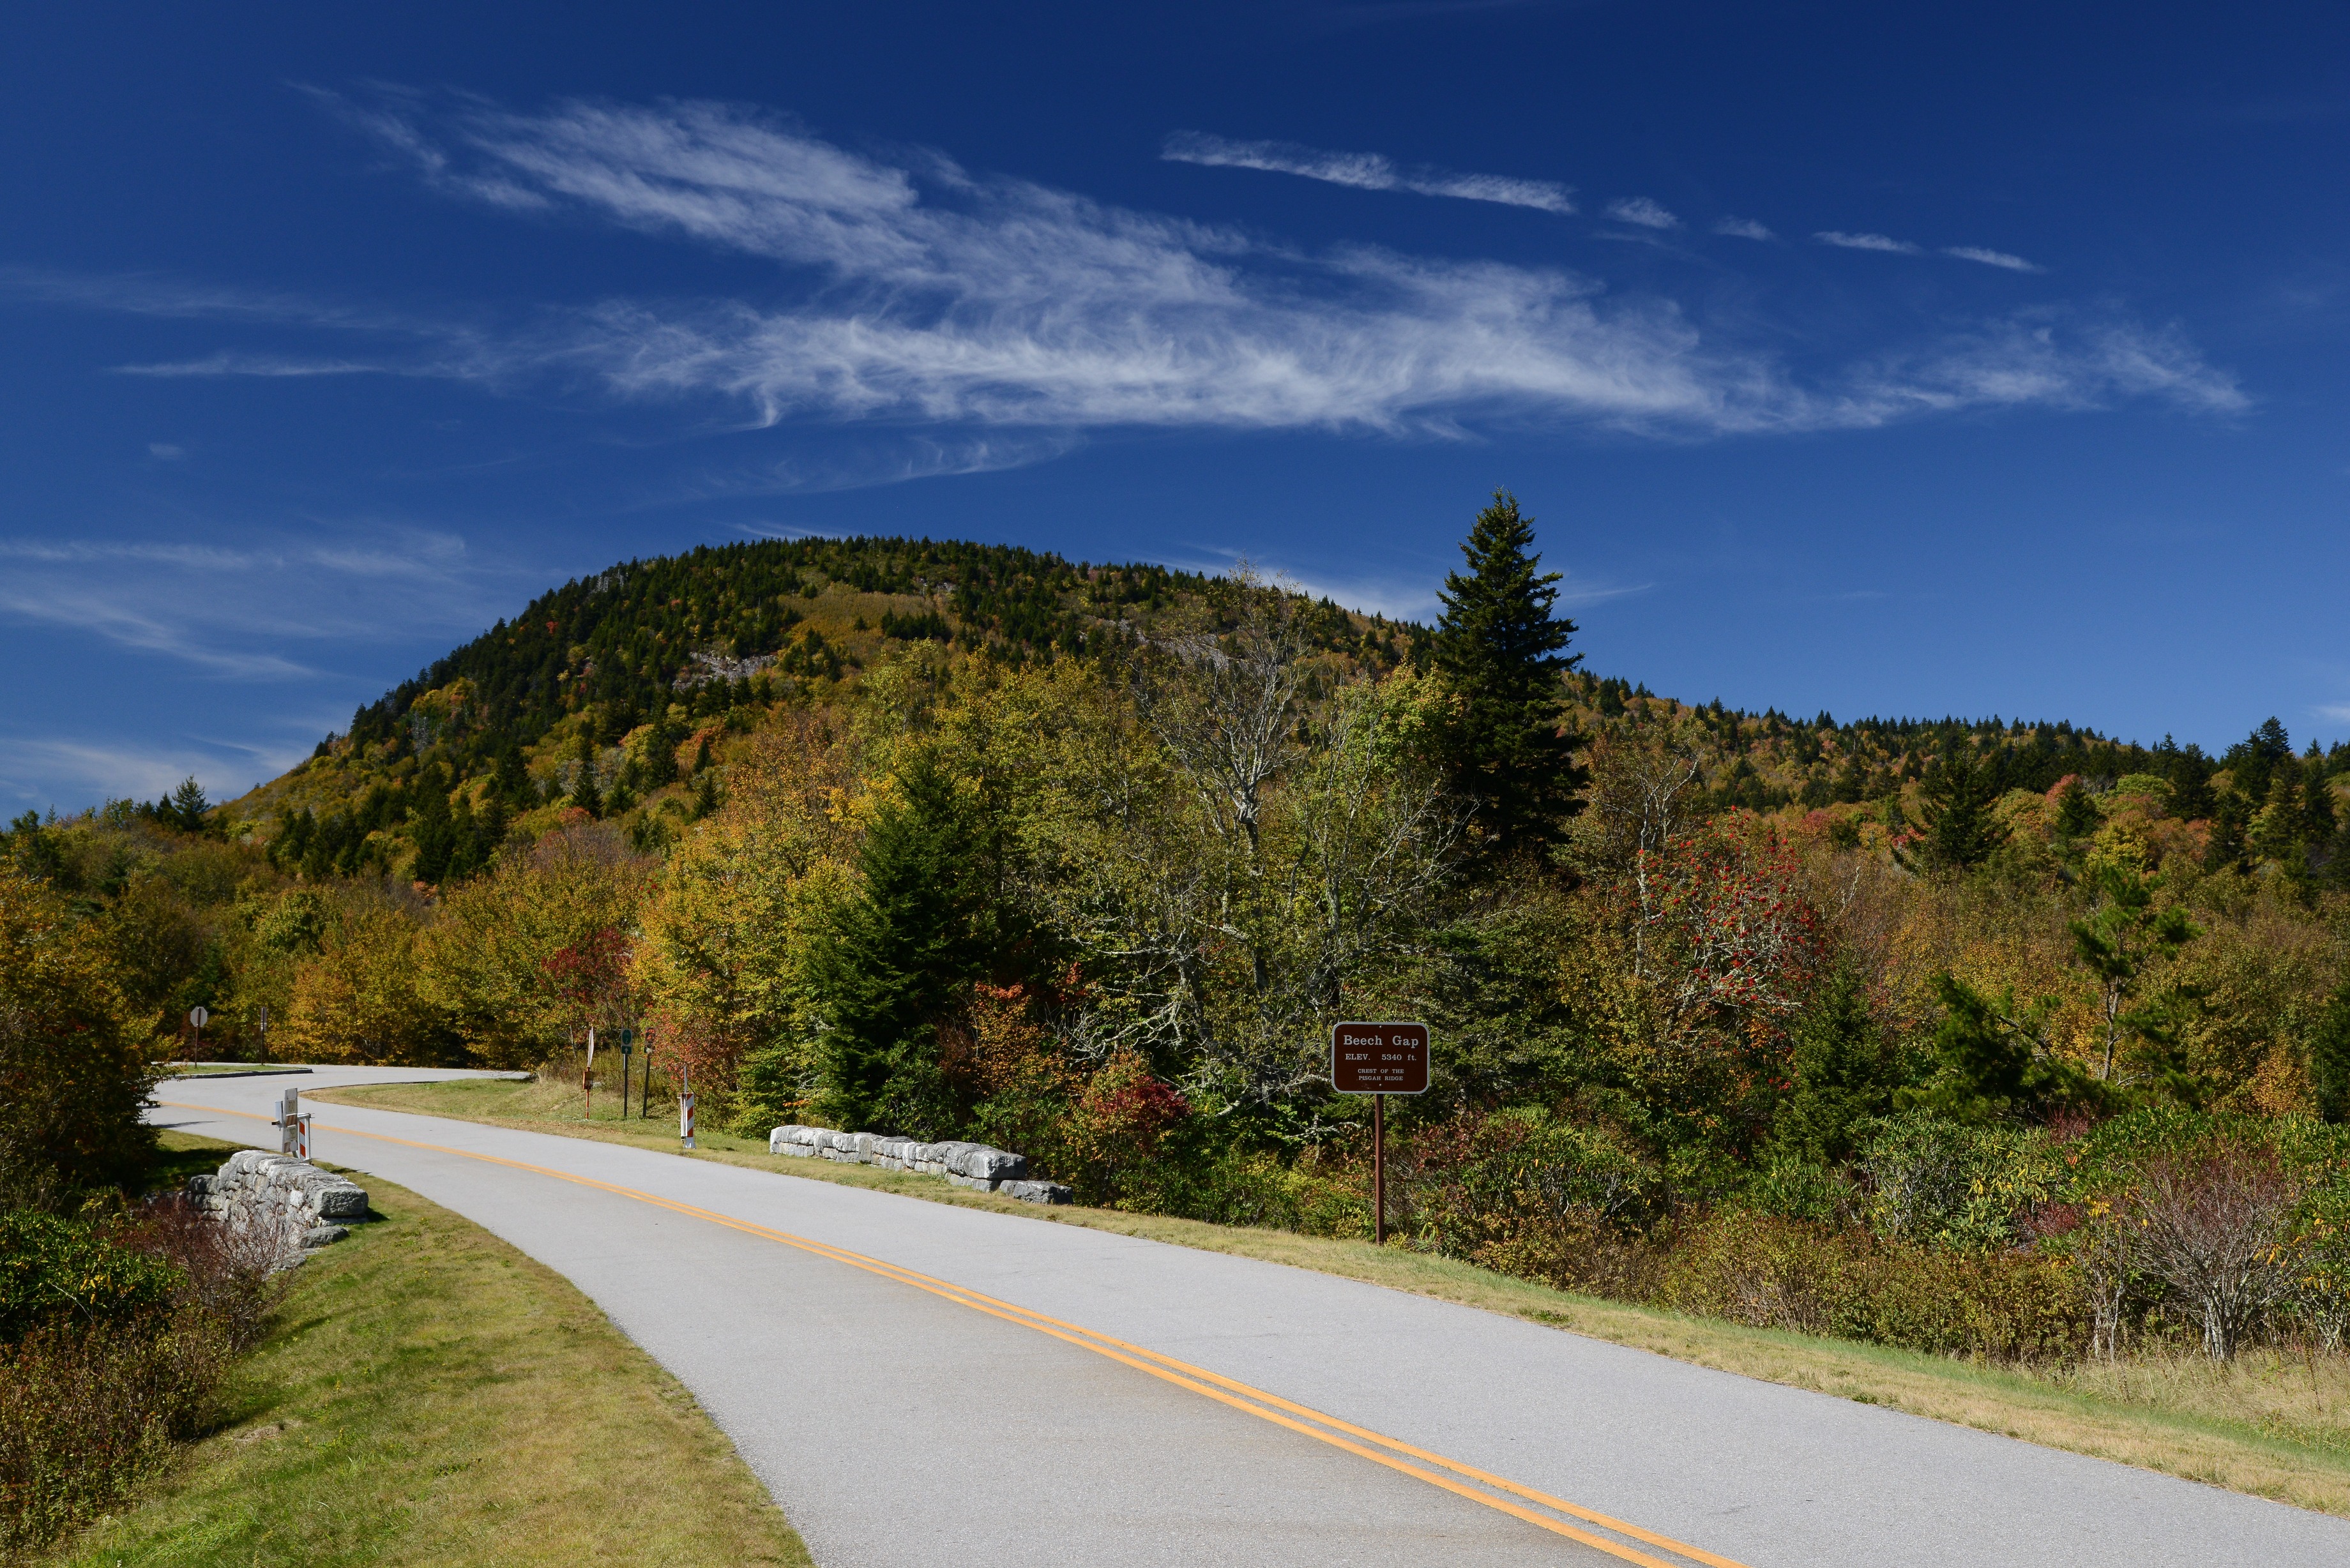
8 501 2350 1372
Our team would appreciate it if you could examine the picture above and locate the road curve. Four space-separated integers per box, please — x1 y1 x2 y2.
153 1069 2350 1568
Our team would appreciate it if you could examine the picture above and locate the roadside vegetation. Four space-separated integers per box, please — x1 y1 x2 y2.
51 1140 808 1568
327 1074 2350 1516
8 499 2350 1498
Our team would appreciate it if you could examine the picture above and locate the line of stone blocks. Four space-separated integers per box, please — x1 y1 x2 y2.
768 1126 1072 1204
186 1149 371 1258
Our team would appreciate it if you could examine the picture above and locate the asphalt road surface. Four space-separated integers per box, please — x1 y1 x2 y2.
153 1067 2350 1568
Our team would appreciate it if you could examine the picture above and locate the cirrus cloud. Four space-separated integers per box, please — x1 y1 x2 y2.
144 93 2241 442
1160 130 1575 213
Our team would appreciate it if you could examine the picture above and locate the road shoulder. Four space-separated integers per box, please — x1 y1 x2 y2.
53 1131 812 1568
317 1076 2350 1521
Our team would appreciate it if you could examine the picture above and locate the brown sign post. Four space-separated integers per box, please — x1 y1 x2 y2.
1330 1021 1429 1244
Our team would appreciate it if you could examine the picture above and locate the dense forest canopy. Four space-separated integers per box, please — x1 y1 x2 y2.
8 504 2350 1368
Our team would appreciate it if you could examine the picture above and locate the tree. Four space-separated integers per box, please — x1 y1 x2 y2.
1770 962 1893 1165
1430 490 1582 862
2310 977 2350 1123
1909 974 2101 1124
160 777 210 835
0 869 159 1205
2052 776 2100 841
1907 744 2006 871
809 751 999 1136
2070 861 2197 1084
569 730 604 818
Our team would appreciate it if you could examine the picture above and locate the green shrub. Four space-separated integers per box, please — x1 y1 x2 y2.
1855 1112 2062 1251
0 1211 178 1343
1656 1207 2084 1361
1397 1108 1663 1293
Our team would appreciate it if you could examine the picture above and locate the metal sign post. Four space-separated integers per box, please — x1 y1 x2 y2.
618 1027 635 1120
1330 1021 1430 1246
582 1028 597 1120
188 1005 208 1057
679 1063 695 1150
639 1040 653 1120
256 1004 269 1064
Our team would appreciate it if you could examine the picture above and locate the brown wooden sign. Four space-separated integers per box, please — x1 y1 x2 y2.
1330 1021 1429 1096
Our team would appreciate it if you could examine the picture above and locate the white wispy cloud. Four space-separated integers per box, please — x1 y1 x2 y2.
0 528 511 679
59 93 2236 447
1606 197 1681 230
1817 230 1923 255
1944 245 2044 273
1815 233 2045 274
114 352 391 377
148 442 186 460
2316 702 2350 724
1161 130 1575 213
1842 313 2247 418
0 734 322 814
1714 216 1773 240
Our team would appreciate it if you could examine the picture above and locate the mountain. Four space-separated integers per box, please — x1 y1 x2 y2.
209 534 2345 886
215 536 1412 878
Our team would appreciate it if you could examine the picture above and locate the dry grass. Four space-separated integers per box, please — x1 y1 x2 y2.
321 1077 2350 1519
50 1131 808 1568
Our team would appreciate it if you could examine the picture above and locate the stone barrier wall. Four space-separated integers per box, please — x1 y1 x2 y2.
769 1126 1072 1204
187 1150 371 1257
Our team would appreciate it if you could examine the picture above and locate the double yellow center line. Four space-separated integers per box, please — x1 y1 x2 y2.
162 1099 1749 1568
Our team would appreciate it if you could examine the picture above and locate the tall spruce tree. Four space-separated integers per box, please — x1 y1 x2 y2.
1907 743 2006 871
810 753 997 1136
1430 490 1582 860
1770 962 1895 1164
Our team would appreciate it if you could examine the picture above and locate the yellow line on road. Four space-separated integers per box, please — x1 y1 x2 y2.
162 1099 1751 1568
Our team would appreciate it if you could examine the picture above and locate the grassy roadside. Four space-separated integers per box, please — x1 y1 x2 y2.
315 1074 2350 1519
53 1129 810 1568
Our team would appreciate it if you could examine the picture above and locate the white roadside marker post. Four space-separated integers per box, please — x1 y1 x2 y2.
679 1063 695 1150
276 1085 301 1156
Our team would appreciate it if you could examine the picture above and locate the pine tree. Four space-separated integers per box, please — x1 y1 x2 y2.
1770 963 1893 1163
810 753 998 1136
2053 776 2100 840
570 732 603 818
2311 977 2350 1123
1909 744 2006 871
164 777 209 834
1430 490 1582 861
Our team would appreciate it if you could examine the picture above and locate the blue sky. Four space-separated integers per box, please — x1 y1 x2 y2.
6 1 2347 812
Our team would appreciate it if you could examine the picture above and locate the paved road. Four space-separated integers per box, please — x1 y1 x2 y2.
153 1068 2350 1568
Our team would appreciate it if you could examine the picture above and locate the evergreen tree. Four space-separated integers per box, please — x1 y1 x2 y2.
2205 789 2250 872
2068 861 2197 1082
409 765 456 884
1430 490 1582 861
2310 977 2350 1123
1908 744 2006 871
570 732 603 818
2222 717 2293 803
1770 963 1894 1163
810 753 998 1136
2052 776 2100 840
162 777 209 834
